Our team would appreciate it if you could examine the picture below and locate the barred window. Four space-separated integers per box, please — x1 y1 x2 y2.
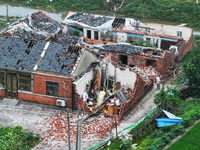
19 73 32 91
46 81 59 97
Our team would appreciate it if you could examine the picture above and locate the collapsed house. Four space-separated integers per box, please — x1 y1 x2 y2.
73 55 158 118
0 36 97 110
90 44 175 74
63 12 193 62
0 10 193 119
0 11 83 46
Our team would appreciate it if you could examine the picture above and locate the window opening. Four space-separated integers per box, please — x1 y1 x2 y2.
119 55 128 65
87 30 91 39
94 31 99 40
177 31 182 37
19 73 32 91
112 18 125 29
146 59 157 67
46 81 59 97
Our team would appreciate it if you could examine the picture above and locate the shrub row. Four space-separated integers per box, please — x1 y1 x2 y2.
145 110 200 150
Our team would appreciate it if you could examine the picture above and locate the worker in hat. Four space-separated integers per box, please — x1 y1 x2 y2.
156 74 161 90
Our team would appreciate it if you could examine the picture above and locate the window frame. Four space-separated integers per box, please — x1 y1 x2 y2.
87 30 91 39
177 31 182 37
94 31 99 40
19 72 32 91
46 81 59 97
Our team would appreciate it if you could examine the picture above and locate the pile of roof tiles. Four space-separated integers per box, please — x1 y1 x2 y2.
52 34 82 45
131 66 158 82
98 44 143 55
35 112 119 149
68 12 112 27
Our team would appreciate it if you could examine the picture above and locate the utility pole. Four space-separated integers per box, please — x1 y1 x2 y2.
6 5 9 22
67 109 71 150
76 106 81 150
114 116 118 139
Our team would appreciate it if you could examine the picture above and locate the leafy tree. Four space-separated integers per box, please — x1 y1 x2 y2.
183 36 200 97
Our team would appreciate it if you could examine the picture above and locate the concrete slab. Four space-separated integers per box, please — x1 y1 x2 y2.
0 98 19 106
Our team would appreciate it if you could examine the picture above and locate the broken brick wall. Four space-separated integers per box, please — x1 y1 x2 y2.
100 50 176 75
18 73 73 108
73 83 91 112
176 34 193 62
157 50 175 74
76 93 91 112
119 75 153 118
100 51 147 67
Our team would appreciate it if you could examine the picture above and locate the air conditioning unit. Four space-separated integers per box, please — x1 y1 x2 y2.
56 99 66 107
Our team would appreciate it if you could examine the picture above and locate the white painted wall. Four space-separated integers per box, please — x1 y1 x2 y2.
83 28 100 40
117 32 127 43
73 70 94 96
143 35 161 48
106 62 137 89
140 23 192 41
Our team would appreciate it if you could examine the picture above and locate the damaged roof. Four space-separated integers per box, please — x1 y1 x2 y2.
66 12 112 27
37 43 82 75
96 44 143 55
51 34 82 45
1 11 63 41
0 36 83 75
94 44 164 57
0 37 44 71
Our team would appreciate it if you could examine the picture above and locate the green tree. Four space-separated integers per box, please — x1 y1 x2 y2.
183 41 200 97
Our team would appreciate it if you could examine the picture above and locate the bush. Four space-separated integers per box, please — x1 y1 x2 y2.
161 125 173 133
154 89 181 109
153 137 165 150
172 124 184 136
162 134 171 144
146 145 157 150
165 132 175 140
0 126 41 150
191 110 200 120
182 117 195 128
150 129 164 139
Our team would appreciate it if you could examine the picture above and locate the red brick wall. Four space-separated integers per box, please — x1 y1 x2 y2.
119 75 153 118
77 93 91 112
157 50 175 74
100 50 174 74
177 34 193 62
18 73 73 108
33 74 72 98
128 55 146 67
0 89 5 98
18 92 56 105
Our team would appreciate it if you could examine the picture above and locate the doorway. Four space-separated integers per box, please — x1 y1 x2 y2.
6 73 18 99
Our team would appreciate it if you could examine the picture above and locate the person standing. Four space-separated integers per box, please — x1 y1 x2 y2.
156 74 161 90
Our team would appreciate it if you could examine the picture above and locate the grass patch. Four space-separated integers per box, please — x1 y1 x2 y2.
166 121 200 150
136 136 152 150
